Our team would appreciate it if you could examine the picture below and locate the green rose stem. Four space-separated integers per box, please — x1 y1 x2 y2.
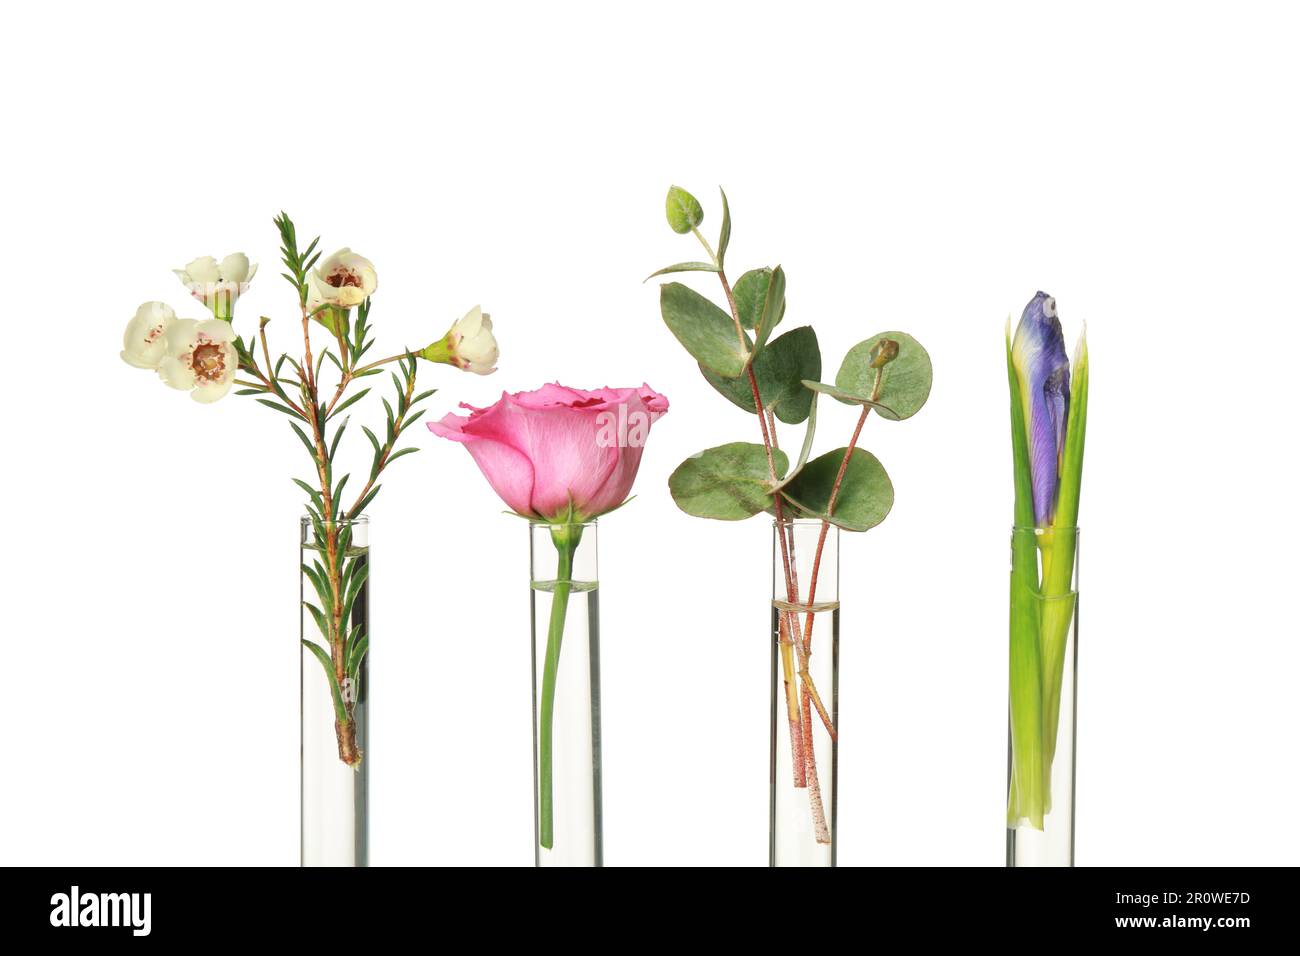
537 523 581 850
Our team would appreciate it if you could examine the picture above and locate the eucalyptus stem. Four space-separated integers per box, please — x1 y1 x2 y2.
780 519 829 837
691 226 717 265
800 686 831 843
716 249 832 836
777 520 807 788
715 260 834 808
715 264 808 787
796 371 882 740
798 402 872 662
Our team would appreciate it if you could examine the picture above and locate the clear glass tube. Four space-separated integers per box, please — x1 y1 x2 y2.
770 519 839 867
301 516 369 867
529 520 601 867
1006 525 1079 867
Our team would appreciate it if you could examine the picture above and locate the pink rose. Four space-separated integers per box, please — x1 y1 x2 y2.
428 383 669 521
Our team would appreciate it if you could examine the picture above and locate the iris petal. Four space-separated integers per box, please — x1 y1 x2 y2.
1011 291 1070 525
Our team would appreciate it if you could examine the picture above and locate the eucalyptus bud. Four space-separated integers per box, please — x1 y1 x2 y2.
665 185 704 234
868 338 900 369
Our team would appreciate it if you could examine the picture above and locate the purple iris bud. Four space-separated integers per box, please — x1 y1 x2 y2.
1011 291 1070 525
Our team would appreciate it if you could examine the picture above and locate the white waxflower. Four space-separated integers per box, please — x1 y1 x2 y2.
419 306 499 375
157 318 239 403
174 253 258 319
448 306 499 374
218 252 253 283
307 248 378 310
121 301 177 370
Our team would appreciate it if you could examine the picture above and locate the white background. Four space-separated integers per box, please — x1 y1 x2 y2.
3 1 1297 867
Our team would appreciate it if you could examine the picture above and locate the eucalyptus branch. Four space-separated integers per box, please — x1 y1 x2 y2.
714 261 817 786
695 201 830 821
653 185 929 851
693 249 808 752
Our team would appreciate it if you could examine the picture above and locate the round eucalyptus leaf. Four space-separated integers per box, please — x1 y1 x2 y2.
733 268 770 330
701 326 820 424
669 442 789 520
834 331 932 420
733 267 787 333
779 447 894 532
760 325 818 424
660 282 750 378
699 362 755 415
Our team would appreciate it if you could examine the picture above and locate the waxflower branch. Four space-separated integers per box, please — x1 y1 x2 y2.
121 211 500 771
653 185 932 848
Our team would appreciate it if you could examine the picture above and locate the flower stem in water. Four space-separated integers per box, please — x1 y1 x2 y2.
538 525 580 850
